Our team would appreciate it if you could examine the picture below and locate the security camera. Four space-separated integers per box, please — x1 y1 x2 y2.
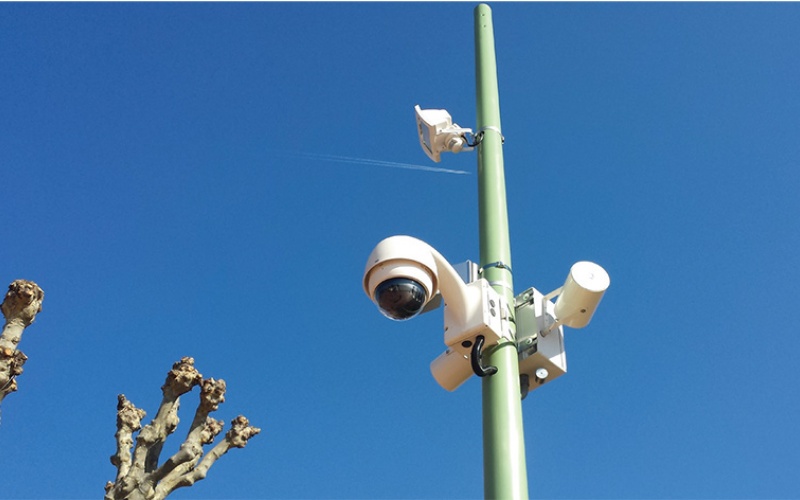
363 235 508 390
363 236 504 335
553 261 610 329
363 235 438 321
415 105 474 163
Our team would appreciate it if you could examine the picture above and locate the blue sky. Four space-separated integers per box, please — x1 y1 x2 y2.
2 2 799 499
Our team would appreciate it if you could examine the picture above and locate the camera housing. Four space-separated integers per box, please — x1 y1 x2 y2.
443 278 505 354
363 235 507 390
363 236 438 321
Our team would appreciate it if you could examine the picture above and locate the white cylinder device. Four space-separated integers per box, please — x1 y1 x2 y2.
554 261 610 329
430 348 473 392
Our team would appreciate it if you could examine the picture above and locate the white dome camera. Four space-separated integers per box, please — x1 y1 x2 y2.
364 235 508 391
363 235 439 321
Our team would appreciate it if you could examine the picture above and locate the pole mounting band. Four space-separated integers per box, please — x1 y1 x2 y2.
478 125 504 138
479 261 512 274
466 126 505 147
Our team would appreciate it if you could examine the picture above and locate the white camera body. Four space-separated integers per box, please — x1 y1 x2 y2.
431 279 506 391
415 105 474 163
444 278 505 353
363 235 507 391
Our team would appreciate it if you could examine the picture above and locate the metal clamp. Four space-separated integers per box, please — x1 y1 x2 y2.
479 261 513 275
467 126 505 147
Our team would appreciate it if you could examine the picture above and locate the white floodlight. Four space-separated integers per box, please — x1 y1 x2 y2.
415 105 474 162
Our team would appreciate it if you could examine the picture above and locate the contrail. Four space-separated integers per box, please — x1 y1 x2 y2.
277 151 470 175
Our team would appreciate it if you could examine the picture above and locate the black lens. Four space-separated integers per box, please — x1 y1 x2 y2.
374 278 427 321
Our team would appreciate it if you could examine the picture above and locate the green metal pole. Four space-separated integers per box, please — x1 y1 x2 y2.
474 4 529 499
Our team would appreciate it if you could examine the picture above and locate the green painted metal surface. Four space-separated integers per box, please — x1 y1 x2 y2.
474 4 529 499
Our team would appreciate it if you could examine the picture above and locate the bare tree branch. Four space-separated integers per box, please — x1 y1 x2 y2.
110 395 147 483
105 358 260 499
0 279 44 406
154 416 260 499
140 357 204 474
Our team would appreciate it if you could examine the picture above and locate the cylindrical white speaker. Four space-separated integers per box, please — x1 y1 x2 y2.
554 261 610 329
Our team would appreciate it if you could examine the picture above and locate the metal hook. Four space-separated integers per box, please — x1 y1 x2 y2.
470 335 498 378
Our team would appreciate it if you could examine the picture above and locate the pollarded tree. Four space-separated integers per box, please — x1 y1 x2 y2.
0 280 258 497
105 357 260 499
0 279 45 407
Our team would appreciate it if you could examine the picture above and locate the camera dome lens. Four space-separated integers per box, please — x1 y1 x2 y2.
374 278 427 321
